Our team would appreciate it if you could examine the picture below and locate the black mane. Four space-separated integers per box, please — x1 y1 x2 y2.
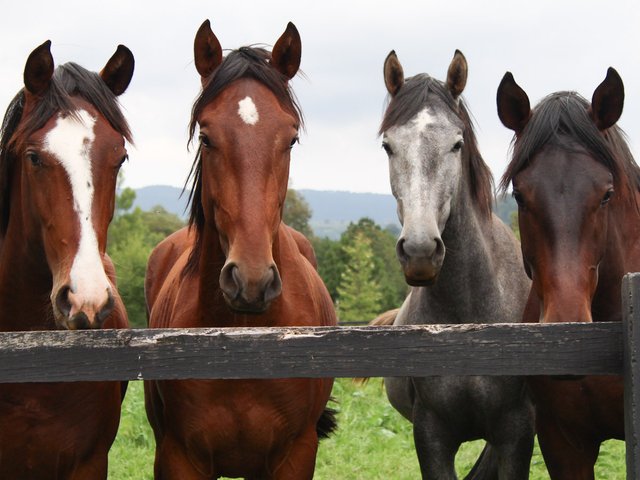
380 74 494 218
500 91 640 197
183 46 303 275
0 62 132 234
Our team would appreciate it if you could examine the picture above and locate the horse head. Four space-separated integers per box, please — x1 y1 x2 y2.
498 68 630 323
188 21 302 313
380 50 482 286
2 41 134 329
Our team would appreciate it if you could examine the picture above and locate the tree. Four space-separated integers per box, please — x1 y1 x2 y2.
510 210 520 241
107 187 185 327
283 189 313 238
311 236 345 303
336 232 383 323
312 217 408 313
340 218 407 311
109 225 151 328
116 187 135 213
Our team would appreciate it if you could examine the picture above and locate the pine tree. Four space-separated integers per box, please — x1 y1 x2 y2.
336 232 383 323
283 189 314 238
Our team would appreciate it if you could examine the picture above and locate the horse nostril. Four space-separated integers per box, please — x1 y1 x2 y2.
219 262 241 300
96 289 115 325
55 285 72 317
434 237 445 257
396 238 409 263
263 266 282 304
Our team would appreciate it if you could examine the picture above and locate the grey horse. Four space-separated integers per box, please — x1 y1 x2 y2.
378 50 535 479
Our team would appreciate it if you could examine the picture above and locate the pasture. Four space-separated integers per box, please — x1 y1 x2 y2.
109 380 626 479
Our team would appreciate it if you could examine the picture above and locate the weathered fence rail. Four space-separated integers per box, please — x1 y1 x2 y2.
1 273 640 475
0 323 624 382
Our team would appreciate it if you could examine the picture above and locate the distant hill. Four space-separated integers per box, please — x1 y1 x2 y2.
132 186 401 239
133 185 190 218
132 185 516 239
298 189 399 239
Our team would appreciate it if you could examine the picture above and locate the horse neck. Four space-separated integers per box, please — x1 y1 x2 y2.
442 179 493 274
421 177 510 321
0 178 55 330
592 191 640 322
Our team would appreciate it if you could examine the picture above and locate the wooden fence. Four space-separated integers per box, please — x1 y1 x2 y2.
1 273 640 477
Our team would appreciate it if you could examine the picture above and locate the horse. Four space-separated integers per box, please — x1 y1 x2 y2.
497 67 638 478
0 41 133 478
144 20 337 479
378 50 535 479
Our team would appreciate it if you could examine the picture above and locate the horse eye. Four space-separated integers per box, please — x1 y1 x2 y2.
601 189 614 207
26 151 42 167
382 142 393 156
451 140 464 152
199 134 211 148
290 136 299 148
513 190 525 208
118 154 129 168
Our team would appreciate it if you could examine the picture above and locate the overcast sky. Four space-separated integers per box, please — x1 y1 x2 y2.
1 0 638 195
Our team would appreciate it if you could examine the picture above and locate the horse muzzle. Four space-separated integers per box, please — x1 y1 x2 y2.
219 261 282 314
396 236 445 286
52 285 115 329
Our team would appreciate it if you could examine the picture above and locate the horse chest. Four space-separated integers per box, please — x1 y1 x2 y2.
528 376 624 439
415 376 524 412
0 383 120 475
165 379 312 450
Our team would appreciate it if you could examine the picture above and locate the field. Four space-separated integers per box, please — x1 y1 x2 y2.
109 379 626 479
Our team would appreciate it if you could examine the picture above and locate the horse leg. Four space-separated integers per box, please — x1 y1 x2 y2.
537 417 598 480
268 426 319 480
385 376 414 422
493 433 534 479
491 405 535 479
67 451 109 480
154 434 214 480
413 407 459 480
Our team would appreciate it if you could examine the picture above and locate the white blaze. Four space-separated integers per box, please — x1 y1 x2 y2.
413 108 436 131
238 96 259 125
44 110 110 305
385 106 460 241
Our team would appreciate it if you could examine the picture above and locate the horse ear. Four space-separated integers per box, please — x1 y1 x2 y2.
496 72 531 134
271 22 301 80
446 49 467 99
383 50 404 96
24 40 54 97
100 45 135 96
194 19 223 82
590 67 624 131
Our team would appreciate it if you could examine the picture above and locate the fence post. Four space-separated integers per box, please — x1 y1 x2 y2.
623 272 640 477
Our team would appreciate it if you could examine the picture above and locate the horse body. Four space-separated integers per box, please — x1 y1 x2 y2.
146 225 334 479
145 21 335 480
497 68 638 478
380 51 534 479
0 42 133 478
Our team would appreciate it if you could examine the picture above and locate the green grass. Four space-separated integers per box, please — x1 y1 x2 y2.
108 379 626 479
108 382 154 479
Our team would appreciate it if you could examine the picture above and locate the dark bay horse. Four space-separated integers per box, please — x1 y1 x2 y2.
497 68 638 478
0 41 133 478
378 50 534 479
144 20 336 479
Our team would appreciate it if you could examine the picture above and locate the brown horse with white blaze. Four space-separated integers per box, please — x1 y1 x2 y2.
497 68 640 478
144 20 336 479
0 41 133 477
